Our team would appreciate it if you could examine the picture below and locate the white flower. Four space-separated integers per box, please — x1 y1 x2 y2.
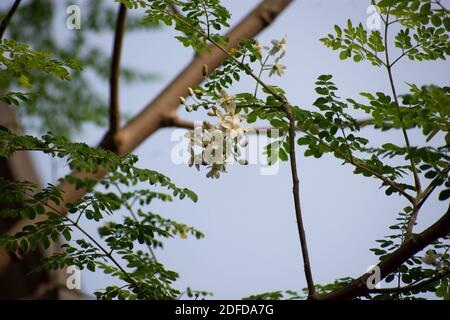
202 128 223 148
255 40 262 55
220 114 253 139
422 250 441 268
217 90 236 115
269 62 286 77
208 108 225 122
189 152 203 168
269 36 287 57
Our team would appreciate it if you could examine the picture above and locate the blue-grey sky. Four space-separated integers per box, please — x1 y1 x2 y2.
29 0 450 299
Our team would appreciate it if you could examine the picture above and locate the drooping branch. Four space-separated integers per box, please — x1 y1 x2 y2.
0 0 294 274
0 0 22 40
318 206 450 300
109 3 127 141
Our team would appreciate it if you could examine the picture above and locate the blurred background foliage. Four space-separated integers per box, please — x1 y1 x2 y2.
0 0 159 136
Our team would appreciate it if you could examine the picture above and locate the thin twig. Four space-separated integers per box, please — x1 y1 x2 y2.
390 42 424 67
382 11 422 241
302 132 416 204
0 0 22 40
434 0 450 13
111 181 158 261
282 102 316 298
417 163 450 209
253 55 271 101
384 11 421 195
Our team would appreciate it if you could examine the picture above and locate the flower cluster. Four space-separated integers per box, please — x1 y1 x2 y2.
180 36 288 178
259 36 288 78
184 90 253 179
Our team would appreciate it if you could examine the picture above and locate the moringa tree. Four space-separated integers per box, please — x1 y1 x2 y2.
0 0 449 300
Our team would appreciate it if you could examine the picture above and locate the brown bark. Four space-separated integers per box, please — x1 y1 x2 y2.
0 106 79 299
109 3 127 139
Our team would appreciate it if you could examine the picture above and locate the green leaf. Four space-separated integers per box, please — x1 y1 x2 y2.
62 229 72 241
438 189 450 201
339 51 348 60
87 261 96 272
444 18 450 32
385 274 395 283
378 0 397 6
431 15 442 27
19 239 28 252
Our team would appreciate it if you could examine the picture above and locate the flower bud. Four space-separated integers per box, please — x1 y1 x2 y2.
202 64 208 77
238 159 249 165
194 89 203 98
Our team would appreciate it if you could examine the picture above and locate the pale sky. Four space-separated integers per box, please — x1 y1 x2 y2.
28 0 450 299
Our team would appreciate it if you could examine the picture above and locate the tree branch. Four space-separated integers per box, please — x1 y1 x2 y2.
282 102 316 298
0 0 22 40
390 42 424 67
109 3 127 141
